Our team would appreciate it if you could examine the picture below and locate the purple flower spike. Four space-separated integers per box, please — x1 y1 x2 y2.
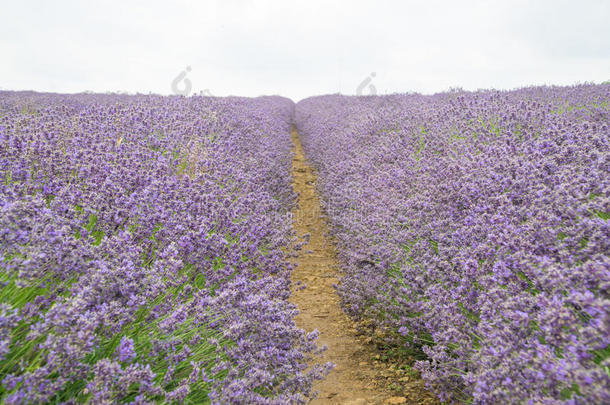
116 336 136 363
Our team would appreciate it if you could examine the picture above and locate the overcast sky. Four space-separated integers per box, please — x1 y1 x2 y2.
1 0 609 101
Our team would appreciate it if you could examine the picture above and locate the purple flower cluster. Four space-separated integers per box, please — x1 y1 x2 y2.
0 92 329 403
295 84 609 403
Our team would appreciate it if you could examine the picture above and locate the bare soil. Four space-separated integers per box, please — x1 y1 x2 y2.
290 128 440 405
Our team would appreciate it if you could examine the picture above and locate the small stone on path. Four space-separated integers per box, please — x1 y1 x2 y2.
345 399 367 405
385 396 407 404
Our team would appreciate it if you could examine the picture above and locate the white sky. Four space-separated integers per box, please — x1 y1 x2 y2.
1 0 609 101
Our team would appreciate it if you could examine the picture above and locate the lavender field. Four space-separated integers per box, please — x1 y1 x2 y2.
0 84 609 404
0 92 328 404
295 84 609 403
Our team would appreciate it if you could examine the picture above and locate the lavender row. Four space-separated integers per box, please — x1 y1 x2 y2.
0 92 328 404
295 85 609 403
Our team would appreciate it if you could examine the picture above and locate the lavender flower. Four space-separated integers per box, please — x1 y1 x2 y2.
116 336 136 363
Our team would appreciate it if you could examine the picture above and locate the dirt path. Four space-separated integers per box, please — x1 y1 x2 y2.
289 128 438 405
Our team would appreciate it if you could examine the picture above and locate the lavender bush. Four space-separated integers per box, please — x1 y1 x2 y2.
0 92 329 404
295 84 609 403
